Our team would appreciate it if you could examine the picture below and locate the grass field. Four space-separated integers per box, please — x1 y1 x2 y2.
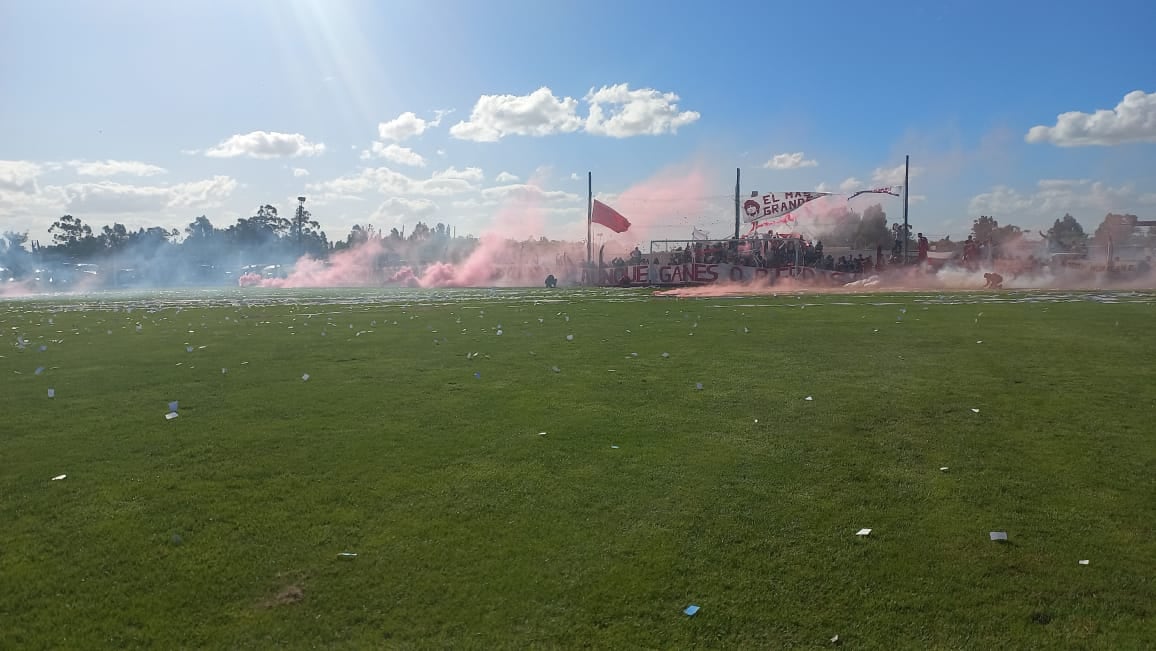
2 288 1155 649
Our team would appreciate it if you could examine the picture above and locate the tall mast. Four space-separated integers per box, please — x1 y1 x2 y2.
733 167 741 240
587 171 593 264
902 155 910 263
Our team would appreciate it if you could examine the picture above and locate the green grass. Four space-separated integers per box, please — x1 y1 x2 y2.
2 288 1154 649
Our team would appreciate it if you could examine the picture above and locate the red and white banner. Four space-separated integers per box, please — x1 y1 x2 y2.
741 191 831 223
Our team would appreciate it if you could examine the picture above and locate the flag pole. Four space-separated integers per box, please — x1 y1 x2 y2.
733 167 741 240
587 171 593 265
902 155 910 264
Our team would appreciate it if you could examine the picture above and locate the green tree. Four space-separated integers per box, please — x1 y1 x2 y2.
48 215 98 257
971 215 999 242
1044 214 1088 253
1092 213 1139 245
99 223 131 252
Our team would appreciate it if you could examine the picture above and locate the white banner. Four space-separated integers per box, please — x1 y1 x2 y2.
742 191 831 223
847 185 903 201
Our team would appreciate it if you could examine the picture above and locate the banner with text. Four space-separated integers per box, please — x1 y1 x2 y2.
742 191 831 223
585 263 859 286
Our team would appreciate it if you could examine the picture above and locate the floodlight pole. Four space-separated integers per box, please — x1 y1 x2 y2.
734 167 741 240
902 156 910 263
587 172 593 265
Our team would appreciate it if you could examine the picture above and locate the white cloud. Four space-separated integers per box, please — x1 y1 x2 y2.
570 172 581 181
0 160 43 190
479 184 580 203
68 160 167 177
433 166 484 183
57 176 237 214
1025 90 1156 147
371 196 438 223
377 110 446 142
763 152 818 170
584 84 700 137
205 131 326 159
495 171 519 183
968 178 1155 226
839 177 863 192
450 87 582 142
293 168 311 177
871 164 921 186
360 142 427 167
306 165 483 199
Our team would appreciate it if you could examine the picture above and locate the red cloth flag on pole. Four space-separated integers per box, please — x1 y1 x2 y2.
590 199 631 233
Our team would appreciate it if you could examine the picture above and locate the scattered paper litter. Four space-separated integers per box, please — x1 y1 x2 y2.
51 474 66 481
39 345 47 352
496 329 503 336
537 432 547 436
856 528 872 536
976 340 983 344
989 531 1008 541
805 396 813 401
684 605 700 616
168 401 179 412
610 445 619 449
565 334 574 341
550 366 560 373
186 346 194 353
939 467 949 472
221 368 227 374
831 634 840 644
165 412 179 420
695 383 703 390
34 367 44 375
1078 559 1090 565
337 552 358 558
301 373 310 381
661 352 670 358
47 388 55 398
474 372 481 379
971 408 980 413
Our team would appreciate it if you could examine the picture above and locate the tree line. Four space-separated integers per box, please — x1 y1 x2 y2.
1 202 1150 285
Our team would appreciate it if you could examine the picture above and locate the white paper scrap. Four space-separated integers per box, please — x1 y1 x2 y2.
51 474 66 481
971 408 980 413
47 388 55 398
990 531 1008 541
805 396 813 401
856 528 872 536
302 373 310 381
165 412 179 420
1078 559 1089 565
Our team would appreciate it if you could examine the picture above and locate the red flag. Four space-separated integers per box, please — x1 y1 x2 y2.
590 200 631 233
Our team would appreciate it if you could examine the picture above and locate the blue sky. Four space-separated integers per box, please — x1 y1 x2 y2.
2 0 1154 246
